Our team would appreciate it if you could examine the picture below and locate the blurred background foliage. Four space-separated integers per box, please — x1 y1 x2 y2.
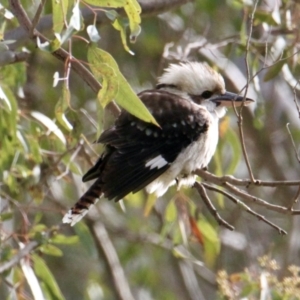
1 0 300 299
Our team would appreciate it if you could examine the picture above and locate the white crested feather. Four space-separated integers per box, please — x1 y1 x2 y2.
158 62 226 96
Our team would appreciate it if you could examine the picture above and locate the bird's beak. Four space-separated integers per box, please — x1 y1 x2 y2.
210 91 254 107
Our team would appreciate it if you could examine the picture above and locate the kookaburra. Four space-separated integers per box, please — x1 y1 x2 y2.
63 62 254 225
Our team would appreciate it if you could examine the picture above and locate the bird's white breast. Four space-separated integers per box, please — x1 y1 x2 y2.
146 111 219 197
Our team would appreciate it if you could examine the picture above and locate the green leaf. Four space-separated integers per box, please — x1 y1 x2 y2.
87 44 159 126
254 9 280 26
62 153 82 175
55 85 73 131
30 111 67 146
225 128 241 174
197 217 220 267
112 17 134 54
0 212 13 221
49 34 62 52
50 234 79 245
52 0 69 33
40 244 63 257
84 0 126 8
165 199 177 223
143 193 157 217
32 254 65 300
0 85 12 111
124 0 141 42
25 133 43 163
264 59 286 82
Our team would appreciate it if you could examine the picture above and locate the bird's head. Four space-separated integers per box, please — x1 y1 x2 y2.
157 62 254 117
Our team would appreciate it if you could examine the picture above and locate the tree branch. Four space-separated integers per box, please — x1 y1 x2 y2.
195 169 300 187
193 182 234 230
202 183 287 235
6 0 193 50
0 241 39 274
89 221 135 300
9 0 121 117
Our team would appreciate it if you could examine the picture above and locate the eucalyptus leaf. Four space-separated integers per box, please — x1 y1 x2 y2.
87 44 159 126
32 255 65 300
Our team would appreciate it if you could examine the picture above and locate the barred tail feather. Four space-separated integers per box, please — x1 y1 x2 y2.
62 179 103 226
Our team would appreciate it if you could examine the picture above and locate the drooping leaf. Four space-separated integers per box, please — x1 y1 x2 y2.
84 0 141 43
112 17 134 54
225 127 241 175
165 199 177 223
124 0 141 42
254 9 280 26
197 216 220 267
52 0 69 33
32 254 65 300
0 85 11 111
30 111 67 146
264 59 286 82
87 44 159 126
55 85 73 131
143 193 157 217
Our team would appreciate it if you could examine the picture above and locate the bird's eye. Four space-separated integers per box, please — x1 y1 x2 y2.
201 91 213 99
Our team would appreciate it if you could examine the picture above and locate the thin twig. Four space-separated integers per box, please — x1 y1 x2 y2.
292 80 300 118
234 0 259 183
202 183 287 235
30 0 47 36
286 123 300 162
195 168 300 187
193 182 234 231
195 169 300 215
289 184 300 210
223 182 300 215
9 0 121 118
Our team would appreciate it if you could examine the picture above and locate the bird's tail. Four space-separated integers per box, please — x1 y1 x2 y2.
62 179 103 226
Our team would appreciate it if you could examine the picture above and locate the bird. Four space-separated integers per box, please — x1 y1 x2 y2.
63 61 254 226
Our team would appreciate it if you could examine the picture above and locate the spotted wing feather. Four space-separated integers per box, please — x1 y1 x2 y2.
82 90 209 201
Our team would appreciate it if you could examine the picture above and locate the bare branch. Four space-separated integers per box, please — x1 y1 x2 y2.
195 168 300 187
234 0 260 183
31 0 47 35
6 1 193 50
202 183 287 235
193 182 234 231
223 182 300 215
0 49 29 66
90 221 135 300
9 0 121 117
138 0 193 16
0 241 39 274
